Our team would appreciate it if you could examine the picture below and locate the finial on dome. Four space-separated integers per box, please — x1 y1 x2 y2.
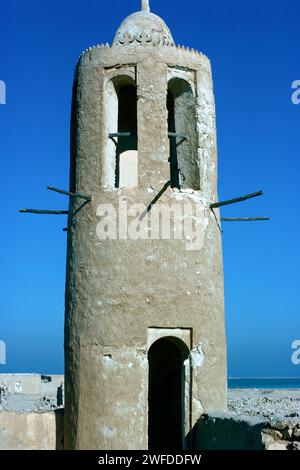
141 0 150 12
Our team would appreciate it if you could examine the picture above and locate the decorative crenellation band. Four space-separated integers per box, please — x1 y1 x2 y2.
78 42 206 62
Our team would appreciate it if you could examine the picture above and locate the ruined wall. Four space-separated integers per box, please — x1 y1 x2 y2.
0 374 64 396
65 43 227 450
1 409 299 450
194 414 300 451
0 410 64 450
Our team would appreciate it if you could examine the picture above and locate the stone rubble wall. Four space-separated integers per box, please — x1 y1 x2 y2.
195 414 300 450
0 408 299 450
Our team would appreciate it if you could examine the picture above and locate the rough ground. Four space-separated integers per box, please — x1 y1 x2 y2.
228 388 300 420
2 384 300 419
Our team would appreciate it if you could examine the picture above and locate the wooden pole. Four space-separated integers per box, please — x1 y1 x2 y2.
168 132 187 140
47 186 91 201
19 209 69 215
221 217 270 222
109 132 132 138
211 191 263 209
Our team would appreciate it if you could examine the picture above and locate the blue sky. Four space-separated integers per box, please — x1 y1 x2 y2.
0 0 299 376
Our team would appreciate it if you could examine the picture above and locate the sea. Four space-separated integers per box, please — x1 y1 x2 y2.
228 378 300 389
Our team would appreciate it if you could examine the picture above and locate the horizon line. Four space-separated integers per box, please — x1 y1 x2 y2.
228 376 300 380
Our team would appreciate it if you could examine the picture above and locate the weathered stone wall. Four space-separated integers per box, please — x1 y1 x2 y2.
0 410 64 450
0 374 64 412
194 414 300 450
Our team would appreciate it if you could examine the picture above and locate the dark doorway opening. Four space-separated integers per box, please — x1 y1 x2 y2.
148 337 189 450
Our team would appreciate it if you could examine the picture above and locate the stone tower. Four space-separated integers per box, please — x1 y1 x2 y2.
65 0 227 450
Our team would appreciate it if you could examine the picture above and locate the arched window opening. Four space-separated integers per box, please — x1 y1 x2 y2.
116 84 138 188
148 337 190 450
105 76 138 189
167 91 180 189
167 79 199 190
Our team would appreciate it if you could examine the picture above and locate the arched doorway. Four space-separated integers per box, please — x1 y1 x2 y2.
148 337 190 450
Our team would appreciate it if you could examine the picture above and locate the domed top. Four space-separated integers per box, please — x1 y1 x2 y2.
113 1 174 47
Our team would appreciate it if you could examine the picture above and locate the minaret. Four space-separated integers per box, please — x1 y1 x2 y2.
65 0 227 450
